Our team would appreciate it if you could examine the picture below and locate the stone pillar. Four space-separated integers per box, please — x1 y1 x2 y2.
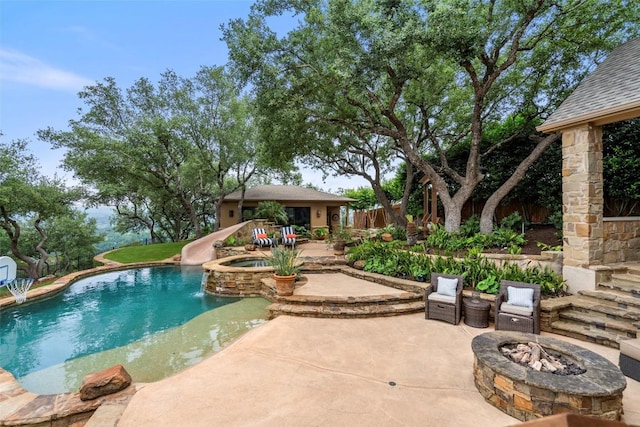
561 124 604 292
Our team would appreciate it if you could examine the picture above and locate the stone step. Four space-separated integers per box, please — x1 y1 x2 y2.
548 320 628 349
267 300 425 319
578 289 640 313
603 275 640 292
558 309 638 338
268 292 424 308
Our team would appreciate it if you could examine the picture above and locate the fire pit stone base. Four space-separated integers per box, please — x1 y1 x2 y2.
472 331 626 422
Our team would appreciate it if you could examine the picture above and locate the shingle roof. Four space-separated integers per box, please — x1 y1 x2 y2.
537 38 640 133
225 185 356 203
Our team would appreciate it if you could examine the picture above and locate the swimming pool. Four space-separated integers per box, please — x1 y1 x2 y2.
0 265 269 394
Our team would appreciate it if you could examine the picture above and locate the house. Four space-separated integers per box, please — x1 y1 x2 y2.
537 38 640 293
219 185 355 234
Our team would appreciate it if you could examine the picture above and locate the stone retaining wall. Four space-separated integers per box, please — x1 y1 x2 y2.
603 217 640 263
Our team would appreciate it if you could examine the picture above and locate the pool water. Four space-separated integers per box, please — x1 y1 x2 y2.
0 266 268 394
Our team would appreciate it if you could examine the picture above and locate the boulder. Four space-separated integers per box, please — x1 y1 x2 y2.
79 364 132 401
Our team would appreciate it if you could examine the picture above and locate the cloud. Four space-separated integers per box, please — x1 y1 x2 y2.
0 48 94 92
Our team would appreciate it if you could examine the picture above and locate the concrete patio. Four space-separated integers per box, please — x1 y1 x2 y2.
116 251 640 426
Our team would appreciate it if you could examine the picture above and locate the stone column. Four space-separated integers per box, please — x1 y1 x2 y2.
561 124 604 291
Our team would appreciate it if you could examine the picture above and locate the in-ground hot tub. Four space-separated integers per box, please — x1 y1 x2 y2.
203 254 275 296
472 331 626 422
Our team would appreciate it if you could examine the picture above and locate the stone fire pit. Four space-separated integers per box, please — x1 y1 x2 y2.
472 331 626 422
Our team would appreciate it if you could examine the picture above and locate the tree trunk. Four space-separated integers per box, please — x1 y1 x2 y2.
479 134 560 234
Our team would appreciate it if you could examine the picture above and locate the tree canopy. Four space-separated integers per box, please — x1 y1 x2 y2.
223 0 638 232
0 138 93 279
40 66 271 239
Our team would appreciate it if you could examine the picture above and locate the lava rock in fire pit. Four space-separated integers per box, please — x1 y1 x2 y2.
501 342 586 376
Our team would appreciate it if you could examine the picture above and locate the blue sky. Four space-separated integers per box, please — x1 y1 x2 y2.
0 0 365 191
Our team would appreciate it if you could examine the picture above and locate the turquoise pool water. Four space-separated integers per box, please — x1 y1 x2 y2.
0 266 268 394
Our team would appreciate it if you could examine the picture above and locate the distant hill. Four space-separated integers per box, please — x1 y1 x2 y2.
83 206 151 253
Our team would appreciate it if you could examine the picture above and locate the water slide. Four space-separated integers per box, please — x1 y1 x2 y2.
180 222 249 265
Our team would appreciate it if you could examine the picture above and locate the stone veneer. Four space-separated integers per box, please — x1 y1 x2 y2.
202 253 274 296
561 124 604 269
472 331 626 422
603 217 640 263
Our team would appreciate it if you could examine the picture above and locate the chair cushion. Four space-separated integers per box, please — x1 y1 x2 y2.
500 302 533 316
428 293 456 304
620 339 640 360
437 277 458 297
285 234 297 239
257 233 268 239
507 286 534 308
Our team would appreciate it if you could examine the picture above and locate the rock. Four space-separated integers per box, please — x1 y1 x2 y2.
80 365 132 401
353 260 366 270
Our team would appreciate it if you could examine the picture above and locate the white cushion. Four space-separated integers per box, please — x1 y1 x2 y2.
620 339 640 360
437 277 458 297
507 286 534 308
428 293 456 304
500 302 533 316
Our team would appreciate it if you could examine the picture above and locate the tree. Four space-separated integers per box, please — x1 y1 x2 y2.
40 66 269 239
0 138 84 279
603 118 640 216
223 0 638 233
25 211 102 275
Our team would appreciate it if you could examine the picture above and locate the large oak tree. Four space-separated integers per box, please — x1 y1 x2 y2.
223 0 638 232
40 66 267 239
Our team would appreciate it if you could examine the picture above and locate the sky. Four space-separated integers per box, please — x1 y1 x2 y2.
0 0 368 193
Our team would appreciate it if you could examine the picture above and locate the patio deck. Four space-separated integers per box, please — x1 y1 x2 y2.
117 247 640 426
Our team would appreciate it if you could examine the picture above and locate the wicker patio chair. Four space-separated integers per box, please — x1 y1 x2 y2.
425 273 463 325
495 280 541 334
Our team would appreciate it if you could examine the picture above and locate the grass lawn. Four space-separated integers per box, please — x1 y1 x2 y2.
102 241 191 263
1 241 190 299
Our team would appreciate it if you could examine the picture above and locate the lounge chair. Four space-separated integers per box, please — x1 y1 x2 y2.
281 226 297 249
425 273 463 325
495 280 541 334
252 228 274 248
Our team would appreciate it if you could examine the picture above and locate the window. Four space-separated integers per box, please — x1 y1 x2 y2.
285 207 310 229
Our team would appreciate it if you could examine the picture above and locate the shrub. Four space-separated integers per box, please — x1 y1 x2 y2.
548 210 563 230
459 215 480 237
500 212 525 231
346 241 565 296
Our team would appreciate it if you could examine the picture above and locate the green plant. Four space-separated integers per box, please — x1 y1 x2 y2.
508 245 522 255
331 228 351 241
313 227 328 238
460 215 480 237
253 201 289 225
548 210 563 230
293 225 312 238
476 275 500 294
500 212 525 231
379 224 406 241
225 235 238 246
266 247 303 276
536 241 563 252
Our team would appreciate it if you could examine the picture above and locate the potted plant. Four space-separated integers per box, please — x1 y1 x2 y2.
313 227 328 240
331 228 351 255
266 247 303 296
